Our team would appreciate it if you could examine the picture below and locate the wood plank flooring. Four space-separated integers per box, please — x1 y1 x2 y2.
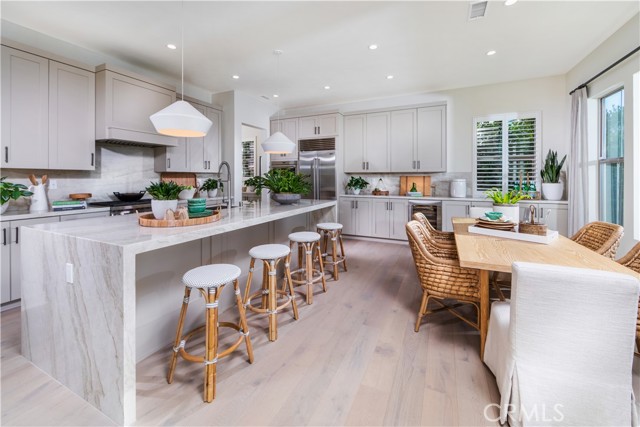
2 238 639 426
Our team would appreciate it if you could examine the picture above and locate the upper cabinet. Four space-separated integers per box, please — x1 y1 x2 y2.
95 64 177 147
1 45 95 170
270 118 298 161
298 114 339 139
345 104 447 174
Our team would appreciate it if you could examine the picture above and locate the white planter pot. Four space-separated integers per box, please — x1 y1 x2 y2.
151 199 178 220
492 204 520 223
178 188 196 200
1 203 9 214
352 188 361 195
207 189 218 198
542 183 563 201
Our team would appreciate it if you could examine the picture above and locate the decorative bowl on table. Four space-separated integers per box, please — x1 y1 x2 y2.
178 188 196 200
484 211 504 221
406 191 423 197
187 198 206 213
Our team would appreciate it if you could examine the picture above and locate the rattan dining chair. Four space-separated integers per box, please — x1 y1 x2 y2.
406 220 481 333
412 212 456 245
617 242 640 356
570 221 623 259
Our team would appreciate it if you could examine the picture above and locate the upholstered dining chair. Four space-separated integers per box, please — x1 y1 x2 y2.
570 221 623 259
406 220 480 333
484 262 639 427
617 242 640 356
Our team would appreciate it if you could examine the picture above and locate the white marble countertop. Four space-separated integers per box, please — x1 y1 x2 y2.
0 206 111 222
25 200 336 255
338 194 568 204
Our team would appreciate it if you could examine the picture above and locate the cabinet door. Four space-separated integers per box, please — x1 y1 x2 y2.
155 139 188 172
202 107 221 171
344 115 366 173
1 46 49 169
540 204 568 236
371 199 391 238
318 114 338 137
10 216 59 301
390 200 409 241
416 106 446 172
354 199 372 236
1 222 11 304
270 118 298 161
365 112 390 172
338 198 355 235
59 211 110 221
390 109 417 172
49 61 95 170
298 116 317 139
442 201 470 232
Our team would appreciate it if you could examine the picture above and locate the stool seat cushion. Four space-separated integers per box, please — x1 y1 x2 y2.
316 222 343 230
249 244 290 260
288 231 321 243
182 264 242 288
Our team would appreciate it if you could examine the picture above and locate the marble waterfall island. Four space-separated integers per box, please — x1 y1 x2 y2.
20 200 336 424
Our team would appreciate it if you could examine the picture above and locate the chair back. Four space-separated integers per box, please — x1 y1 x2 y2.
618 242 640 352
570 221 623 259
509 262 639 425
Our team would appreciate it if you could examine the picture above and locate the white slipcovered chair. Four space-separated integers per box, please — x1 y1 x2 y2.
484 262 639 426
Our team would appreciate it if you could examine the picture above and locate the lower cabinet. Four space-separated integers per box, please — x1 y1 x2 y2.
442 200 492 231
372 199 408 240
520 202 568 236
339 197 372 237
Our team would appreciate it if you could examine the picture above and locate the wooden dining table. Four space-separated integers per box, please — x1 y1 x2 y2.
452 217 640 359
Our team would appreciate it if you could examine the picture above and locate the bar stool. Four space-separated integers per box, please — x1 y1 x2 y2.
167 264 254 403
288 231 327 305
316 222 348 280
243 244 299 341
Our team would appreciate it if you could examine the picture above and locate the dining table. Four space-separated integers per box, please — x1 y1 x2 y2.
451 217 640 359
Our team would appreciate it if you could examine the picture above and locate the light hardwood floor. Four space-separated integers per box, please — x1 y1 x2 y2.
2 238 639 426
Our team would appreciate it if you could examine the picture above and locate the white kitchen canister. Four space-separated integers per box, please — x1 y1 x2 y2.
450 179 466 198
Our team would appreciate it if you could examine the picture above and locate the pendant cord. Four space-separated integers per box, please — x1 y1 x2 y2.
275 50 282 125
180 0 184 100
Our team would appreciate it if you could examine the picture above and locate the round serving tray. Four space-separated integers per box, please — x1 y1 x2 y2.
138 211 221 227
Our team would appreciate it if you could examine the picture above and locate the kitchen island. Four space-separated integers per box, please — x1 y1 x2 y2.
19 200 336 424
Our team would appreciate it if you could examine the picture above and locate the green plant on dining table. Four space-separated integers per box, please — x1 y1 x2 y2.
145 180 184 200
484 188 530 205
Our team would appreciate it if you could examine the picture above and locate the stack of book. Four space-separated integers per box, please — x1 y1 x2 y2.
51 200 87 211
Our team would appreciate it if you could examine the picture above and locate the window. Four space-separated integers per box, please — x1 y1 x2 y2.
599 89 624 225
473 112 541 196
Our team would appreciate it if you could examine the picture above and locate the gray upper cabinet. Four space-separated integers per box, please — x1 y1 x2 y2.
416 105 446 172
298 114 339 139
1 45 96 170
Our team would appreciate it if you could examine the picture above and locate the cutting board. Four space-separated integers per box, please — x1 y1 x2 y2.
160 173 197 188
400 176 431 196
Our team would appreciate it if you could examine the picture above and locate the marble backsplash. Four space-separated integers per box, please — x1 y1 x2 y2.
340 172 473 197
2 143 218 209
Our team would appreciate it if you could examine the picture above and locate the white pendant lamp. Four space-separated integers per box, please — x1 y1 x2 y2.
150 2 212 138
261 50 294 154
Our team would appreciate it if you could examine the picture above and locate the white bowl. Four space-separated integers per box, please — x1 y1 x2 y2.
178 188 196 200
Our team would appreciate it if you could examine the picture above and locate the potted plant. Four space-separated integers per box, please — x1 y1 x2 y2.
0 177 33 214
244 176 263 193
261 169 311 205
540 150 566 201
200 178 223 198
484 188 530 221
346 176 368 195
145 181 184 219
178 185 196 200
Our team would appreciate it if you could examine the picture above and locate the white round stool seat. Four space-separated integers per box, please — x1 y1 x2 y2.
249 244 290 260
182 264 242 288
316 222 343 231
288 231 321 243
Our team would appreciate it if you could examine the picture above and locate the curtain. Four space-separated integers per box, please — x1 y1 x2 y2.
568 88 588 236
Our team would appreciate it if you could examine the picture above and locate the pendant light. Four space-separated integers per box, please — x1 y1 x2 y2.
261 50 295 154
150 1 212 138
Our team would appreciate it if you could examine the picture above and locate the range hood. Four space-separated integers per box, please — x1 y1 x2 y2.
95 64 178 147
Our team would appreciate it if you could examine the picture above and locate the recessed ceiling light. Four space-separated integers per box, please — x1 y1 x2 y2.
167 44 177 50
486 50 497 56
504 0 517 5
369 44 378 50
232 75 239 79
386 75 394 80
273 94 279 98
324 85 331 90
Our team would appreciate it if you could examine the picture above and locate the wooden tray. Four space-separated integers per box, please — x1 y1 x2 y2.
138 211 221 227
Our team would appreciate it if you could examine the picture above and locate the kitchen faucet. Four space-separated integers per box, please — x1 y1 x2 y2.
217 161 232 210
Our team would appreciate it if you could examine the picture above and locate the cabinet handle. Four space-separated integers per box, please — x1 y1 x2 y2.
15 227 19 244
356 201 358 209
390 202 393 211
91 153 94 166
362 162 365 170
466 205 470 216
4 147 8 163
3 228 6 246
417 160 420 169
412 160 415 169
204 161 207 170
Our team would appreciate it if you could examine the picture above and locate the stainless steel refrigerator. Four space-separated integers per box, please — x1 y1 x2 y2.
298 138 336 200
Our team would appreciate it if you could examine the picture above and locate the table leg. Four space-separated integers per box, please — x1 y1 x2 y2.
479 269 490 360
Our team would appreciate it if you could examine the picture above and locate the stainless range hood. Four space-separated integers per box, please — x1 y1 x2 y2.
95 64 178 147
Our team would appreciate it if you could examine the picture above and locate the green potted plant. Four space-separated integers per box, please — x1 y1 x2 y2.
261 169 311 204
484 188 530 221
145 181 184 219
244 176 263 193
200 178 223 198
345 176 368 195
540 150 566 201
0 177 33 214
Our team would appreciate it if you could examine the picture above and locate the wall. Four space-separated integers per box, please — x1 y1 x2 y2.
566 14 640 254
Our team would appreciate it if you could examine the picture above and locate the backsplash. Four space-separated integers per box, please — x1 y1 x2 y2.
340 172 472 197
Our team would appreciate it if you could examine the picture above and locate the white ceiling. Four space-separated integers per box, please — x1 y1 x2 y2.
2 1 638 109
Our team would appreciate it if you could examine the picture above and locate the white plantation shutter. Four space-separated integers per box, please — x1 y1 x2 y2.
473 112 541 196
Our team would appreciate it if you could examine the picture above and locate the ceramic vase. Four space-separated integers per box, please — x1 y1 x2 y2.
151 199 178 220
207 189 218 198
542 183 563 201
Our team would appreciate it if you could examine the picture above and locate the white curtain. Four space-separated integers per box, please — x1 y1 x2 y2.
568 88 589 236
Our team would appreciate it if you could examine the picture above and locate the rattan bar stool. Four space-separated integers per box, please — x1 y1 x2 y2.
316 222 348 280
288 231 327 304
167 264 254 403
243 244 299 341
